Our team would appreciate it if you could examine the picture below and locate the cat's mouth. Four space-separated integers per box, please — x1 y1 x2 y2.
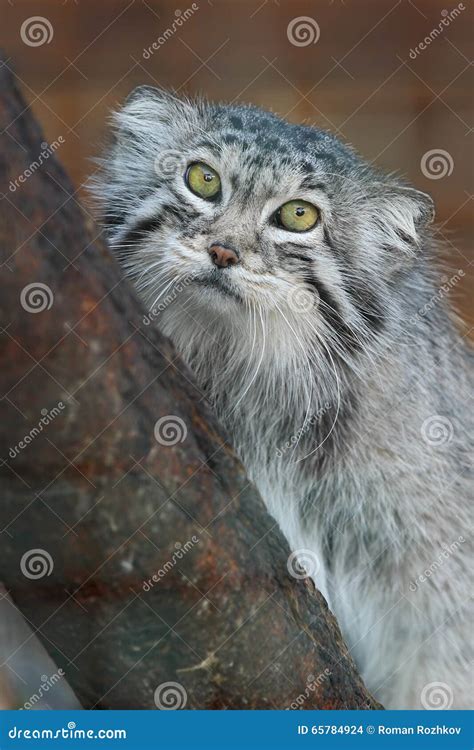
193 270 243 302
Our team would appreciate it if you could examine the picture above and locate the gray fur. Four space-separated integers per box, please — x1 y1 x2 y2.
91 87 473 709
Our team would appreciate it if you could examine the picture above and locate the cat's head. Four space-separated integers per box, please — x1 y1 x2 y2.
92 86 434 359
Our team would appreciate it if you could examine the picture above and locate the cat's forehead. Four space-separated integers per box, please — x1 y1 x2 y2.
191 102 359 190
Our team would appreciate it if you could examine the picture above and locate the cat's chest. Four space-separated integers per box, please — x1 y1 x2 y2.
213 396 321 524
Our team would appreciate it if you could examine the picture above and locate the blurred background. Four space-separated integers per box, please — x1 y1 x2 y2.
1 0 473 708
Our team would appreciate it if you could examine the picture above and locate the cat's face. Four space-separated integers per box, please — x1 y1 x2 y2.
94 87 434 357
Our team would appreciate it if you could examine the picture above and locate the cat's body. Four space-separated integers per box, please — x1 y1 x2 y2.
93 88 473 709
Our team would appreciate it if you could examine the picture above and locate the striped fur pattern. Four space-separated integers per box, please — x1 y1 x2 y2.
91 87 473 709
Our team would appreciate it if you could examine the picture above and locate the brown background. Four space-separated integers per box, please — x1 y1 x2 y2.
2 0 473 326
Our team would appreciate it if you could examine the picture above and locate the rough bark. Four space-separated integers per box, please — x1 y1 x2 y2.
0 58 382 710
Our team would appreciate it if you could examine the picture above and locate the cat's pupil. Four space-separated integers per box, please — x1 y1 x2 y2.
295 207 305 216
204 172 213 182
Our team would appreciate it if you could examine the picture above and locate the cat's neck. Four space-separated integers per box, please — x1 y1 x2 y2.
160 299 363 464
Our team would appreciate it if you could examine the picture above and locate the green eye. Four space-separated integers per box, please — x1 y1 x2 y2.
276 200 319 232
185 162 221 200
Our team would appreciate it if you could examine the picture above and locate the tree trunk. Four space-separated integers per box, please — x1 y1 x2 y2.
0 58 382 710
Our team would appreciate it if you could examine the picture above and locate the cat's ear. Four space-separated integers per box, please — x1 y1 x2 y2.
377 184 435 230
112 85 197 149
123 85 178 108
91 86 194 232
125 84 162 104
360 182 435 268
118 85 185 125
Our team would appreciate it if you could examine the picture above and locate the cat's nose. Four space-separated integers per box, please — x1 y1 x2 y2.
208 243 240 269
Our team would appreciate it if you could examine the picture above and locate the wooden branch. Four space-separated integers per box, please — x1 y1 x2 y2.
0 58 382 710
